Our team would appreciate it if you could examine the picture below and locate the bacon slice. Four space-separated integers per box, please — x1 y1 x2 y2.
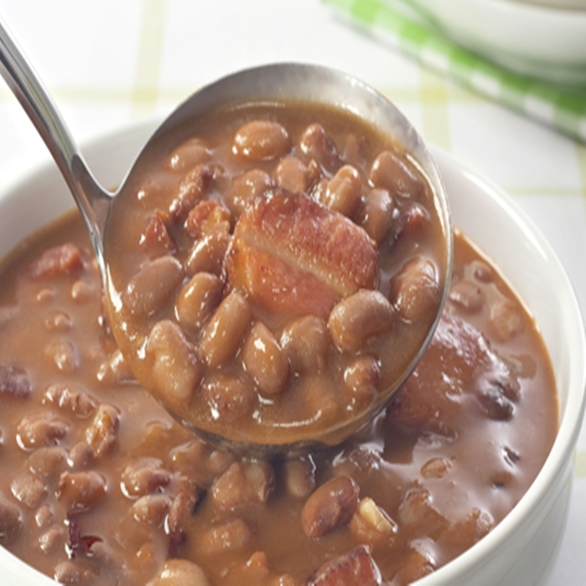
225 190 378 319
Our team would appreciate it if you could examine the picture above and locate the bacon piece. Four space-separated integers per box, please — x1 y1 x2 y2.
225 190 378 319
29 243 83 279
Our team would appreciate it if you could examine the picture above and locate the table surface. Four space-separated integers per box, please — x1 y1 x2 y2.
0 1 584 583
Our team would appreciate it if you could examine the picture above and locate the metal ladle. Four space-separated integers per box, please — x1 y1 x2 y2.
0 17 453 456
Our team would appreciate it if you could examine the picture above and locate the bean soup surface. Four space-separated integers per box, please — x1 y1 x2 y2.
0 208 557 585
103 100 450 448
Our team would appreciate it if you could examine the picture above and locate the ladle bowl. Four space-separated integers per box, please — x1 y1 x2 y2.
0 18 452 456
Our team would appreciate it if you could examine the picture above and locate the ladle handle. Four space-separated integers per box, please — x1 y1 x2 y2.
0 17 109 265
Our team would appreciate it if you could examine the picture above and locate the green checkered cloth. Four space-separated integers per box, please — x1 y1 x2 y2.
322 0 586 144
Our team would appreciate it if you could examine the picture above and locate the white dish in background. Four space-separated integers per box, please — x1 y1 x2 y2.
410 0 586 86
0 122 584 585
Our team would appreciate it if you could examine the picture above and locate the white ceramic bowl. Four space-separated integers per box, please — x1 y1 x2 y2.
0 123 584 585
410 0 586 86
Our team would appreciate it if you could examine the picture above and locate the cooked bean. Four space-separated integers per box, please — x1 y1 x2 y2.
394 547 436 585
132 494 171 526
0 362 31 399
390 257 440 323
11 470 47 508
44 310 72 331
38 525 65 555
350 497 394 546
280 315 328 375
148 559 210 586
27 446 67 479
370 149 424 198
241 321 288 397
0 496 22 545
301 475 360 539
358 188 395 243
200 291 251 368
299 123 339 170
53 560 92 584
123 256 184 317
328 290 394 353
211 461 275 512
35 503 54 529
121 458 172 497
185 222 231 277
226 168 273 216
233 120 290 162
146 320 202 407
176 272 223 332
167 480 203 551
309 545 381 586
85 404 120 457
17 412 69 449
170 163 214 220
421 457 451 479
322 165 362 218
274 156 308 193
283 457 316 499
67 442 94 470
198 518 252 557
56 470 107 512
70 279 94 303
43 384 96 418
344 355 380 402
490 299 523 342
397 488 447 539
449 280 485 313
438 509 493 557
45 339 78 374
166 137 210 173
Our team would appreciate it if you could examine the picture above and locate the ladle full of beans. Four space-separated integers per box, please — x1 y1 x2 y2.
0 17 452 456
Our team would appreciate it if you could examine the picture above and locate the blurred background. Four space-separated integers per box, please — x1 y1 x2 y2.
0 1 584 583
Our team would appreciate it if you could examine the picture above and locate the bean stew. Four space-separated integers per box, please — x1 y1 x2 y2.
0 204 557 584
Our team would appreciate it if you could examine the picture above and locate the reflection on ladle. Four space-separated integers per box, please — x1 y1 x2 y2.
0 17 452 456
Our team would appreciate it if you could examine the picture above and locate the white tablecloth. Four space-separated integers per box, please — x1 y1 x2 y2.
0 1 584 583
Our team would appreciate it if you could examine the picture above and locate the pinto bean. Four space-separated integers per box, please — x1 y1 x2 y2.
449 280 485 313
166 137 210 173
350 497 394 546
43 384 96 418
10 470 47 508
0 496 22 545
53 560 93 584
299 123 339 171
274 156 309 193
44 310 72 332
490 299 523 342
200 291 251 369
390 257 440 323
126 256 184 318
282 457 316 499
96 349 136 386
186 199 230 239
397 487 448 539
198 518 252 557
56 470 107 512
185 222 231 277
226 168 273 216
241 321 288 397
167 480 204 551
85 404 120 457
370 149 424 199
38 525 66 555
233 120 291 162
322 165 362 218
301 475 360 539
148 559 210 586
132 494 171 526
344 355 380 403
280 315 329 375
211 461 275 512
27 446 67 479
45 339 78 373
176 272 223 332
328 290 394 353
140 210 175 258
358 188 395 243
0 363 31 399
146 320 202 407
120 458 172 497
17 412 69 449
